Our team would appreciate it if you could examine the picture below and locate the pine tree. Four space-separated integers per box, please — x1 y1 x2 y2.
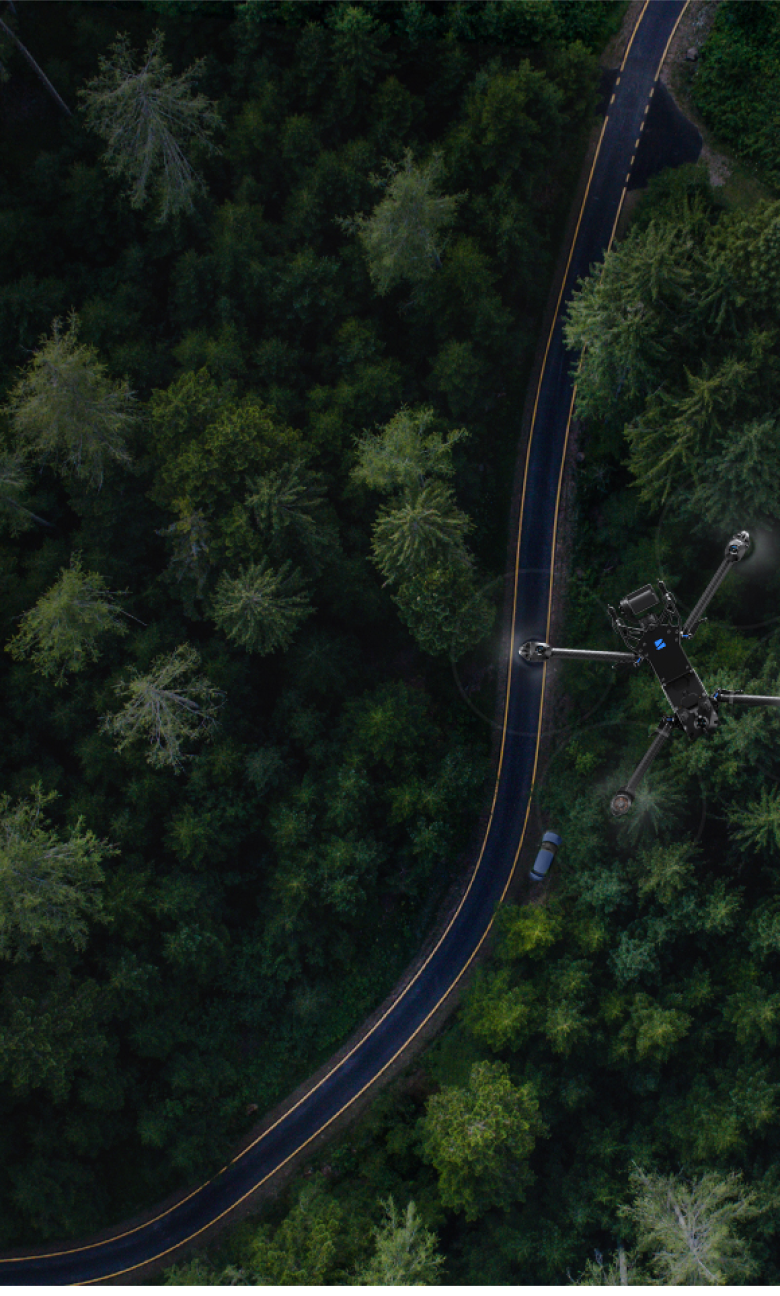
4 312 136 488
351 1197 445 1285
6 553 130 686
336 147 467 296
392 563 496 658
0 785 114 963
101 643 224 770
371 480 472 586
726 783 780 855
624 1164 764 1285
351 404 468 495
245 460 335 571
77 29 222 223
211 558 313 655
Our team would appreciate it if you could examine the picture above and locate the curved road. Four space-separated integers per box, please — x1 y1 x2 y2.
0 1 691 1283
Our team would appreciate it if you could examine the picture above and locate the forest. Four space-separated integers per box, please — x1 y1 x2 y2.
153 1 780 1285
5 0 780 1284
0 0 622 1260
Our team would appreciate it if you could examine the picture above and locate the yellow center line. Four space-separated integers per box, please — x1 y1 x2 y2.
5 0 671 1283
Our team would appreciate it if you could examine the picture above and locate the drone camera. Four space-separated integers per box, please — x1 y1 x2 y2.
619 584 659 620
726 530 750 562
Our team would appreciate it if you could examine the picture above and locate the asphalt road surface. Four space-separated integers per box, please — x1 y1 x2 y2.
0 0 695 1283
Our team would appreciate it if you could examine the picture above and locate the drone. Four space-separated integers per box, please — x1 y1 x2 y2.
519 530 780 816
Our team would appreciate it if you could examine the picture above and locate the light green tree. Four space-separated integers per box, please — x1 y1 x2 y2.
351 1196 445 1285
0 785 114 963
6 553 130 686
77 29 222 222
371 480 472 586
211 558 313 655
164 1257 247 1285
101 643 224 770
336 147 467 295
420 1059 546 1221
246 1179 344 1285
4 312 136 488
351 404 468 494
622 1164 764 1284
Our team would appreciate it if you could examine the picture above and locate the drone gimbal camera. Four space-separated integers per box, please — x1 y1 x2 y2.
519 531 780 816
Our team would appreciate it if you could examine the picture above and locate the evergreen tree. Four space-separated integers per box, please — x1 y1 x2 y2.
351 1196 445 1285
351 404 468 495
392 563 495 658
371 480 472 586
245 460 335 570
246 1180 344 1285
6 554 130 686
4 313 136 489
726 783 780 855
211 558 313 655
101 643 224 770
337 147 467 296
623 1164 764 1285
77 29 222 222
327 3 394 116
0 785 114 963
420 1059 546 1221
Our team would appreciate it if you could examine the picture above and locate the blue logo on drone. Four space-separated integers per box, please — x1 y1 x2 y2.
655 638 666 650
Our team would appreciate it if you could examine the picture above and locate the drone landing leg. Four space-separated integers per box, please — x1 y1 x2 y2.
610 717 676 816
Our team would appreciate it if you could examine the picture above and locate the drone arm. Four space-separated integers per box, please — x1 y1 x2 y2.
715 691 780 709
683 531 750 637
519 640 636 666
610 717 676 815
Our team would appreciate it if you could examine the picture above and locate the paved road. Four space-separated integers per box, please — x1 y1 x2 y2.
0 1 692 1283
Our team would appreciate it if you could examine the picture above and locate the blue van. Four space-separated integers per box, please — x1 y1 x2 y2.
530 831 562 882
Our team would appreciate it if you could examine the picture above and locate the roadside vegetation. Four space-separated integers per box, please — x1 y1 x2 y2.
155 7 780 1284
0 0 622 1252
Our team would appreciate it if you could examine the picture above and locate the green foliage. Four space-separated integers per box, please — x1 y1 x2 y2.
351 404 467 495
0 0 601 1252
6 553 129 685
246 1179 345 1284
624 1164 764 1285
211 558 313 655
337 147 467 296
78 29 223 222
692 0 780 191
101 643 224 769
371 480 472 586
351 1196 445 1285
420 1060 546 1221
4 312 136 488
0 785 114 964
391 563 496 660
565 188 780 517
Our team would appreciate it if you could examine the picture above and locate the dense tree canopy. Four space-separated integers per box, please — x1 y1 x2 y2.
0 0 618 1251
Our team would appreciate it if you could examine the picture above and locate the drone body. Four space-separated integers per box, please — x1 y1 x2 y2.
519 531 780 816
